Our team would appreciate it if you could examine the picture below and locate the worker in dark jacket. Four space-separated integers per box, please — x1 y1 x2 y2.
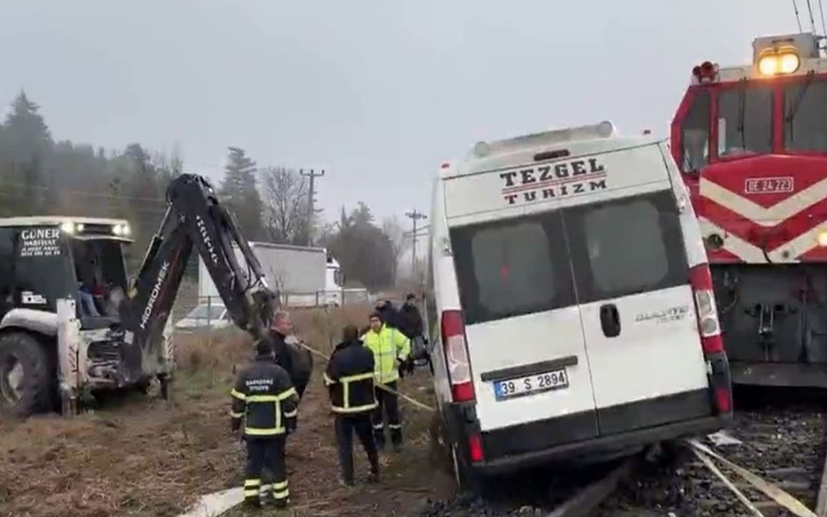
231 339 299 510
397 294 424 339
324 325 380 486
268 309 313 400
397 293 427 366
376 300 399 329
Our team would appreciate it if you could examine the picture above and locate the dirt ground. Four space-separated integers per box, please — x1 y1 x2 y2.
0 306 454 517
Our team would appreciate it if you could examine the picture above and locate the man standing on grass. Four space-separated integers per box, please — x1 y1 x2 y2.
361 312 411 453
324 324 381 486
231 340 299 510
268 310 313 400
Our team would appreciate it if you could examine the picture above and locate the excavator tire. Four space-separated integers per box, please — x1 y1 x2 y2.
0 332 53 418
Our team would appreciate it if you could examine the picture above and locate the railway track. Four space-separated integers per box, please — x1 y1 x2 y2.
604 387 827 516
416 386 827 517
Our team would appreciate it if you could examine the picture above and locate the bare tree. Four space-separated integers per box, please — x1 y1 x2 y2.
259 166 311 244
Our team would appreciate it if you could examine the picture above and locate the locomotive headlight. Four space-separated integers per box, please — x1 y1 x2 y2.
817 231 827 247
758 51 800 76
758 55 777 75
779 53 801 74
60 222 75 234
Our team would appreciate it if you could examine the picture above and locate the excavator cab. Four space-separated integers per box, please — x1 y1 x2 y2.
0 217 150 416
68 224 132 322
0 217 131 320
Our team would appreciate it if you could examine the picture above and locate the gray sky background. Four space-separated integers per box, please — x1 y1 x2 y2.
0 0 802 226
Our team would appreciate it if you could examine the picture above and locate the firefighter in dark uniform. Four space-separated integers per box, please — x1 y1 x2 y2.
324 324 381 486
231 339 299 510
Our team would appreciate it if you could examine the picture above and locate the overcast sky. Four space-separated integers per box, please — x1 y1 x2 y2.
0 0 803 226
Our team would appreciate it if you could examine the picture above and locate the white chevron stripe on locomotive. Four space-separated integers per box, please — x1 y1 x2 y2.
699 216 827 263
699 176 827 225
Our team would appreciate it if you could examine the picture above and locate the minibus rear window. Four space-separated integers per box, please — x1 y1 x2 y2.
564 189 690 303
450 211 576 325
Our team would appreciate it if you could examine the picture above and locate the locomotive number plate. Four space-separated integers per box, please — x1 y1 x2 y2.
744 177 794 194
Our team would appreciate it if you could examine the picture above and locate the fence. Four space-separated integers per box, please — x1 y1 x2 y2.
173 290 375 328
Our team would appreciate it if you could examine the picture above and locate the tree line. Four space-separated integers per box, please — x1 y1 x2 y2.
0 91 408 291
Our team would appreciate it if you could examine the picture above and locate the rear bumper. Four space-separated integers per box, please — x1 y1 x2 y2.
475 414 729 475
443 388 731 476
730 361 827 388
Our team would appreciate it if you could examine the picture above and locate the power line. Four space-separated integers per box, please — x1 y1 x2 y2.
0 180 168 204
819 0 827 35
0 191 166 214
794 0 804 31
807 0 818 32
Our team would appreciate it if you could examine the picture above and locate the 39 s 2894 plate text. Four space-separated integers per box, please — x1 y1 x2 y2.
494 369 569 401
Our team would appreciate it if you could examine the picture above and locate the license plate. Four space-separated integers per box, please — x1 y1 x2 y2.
744 177 794 194
494 369 569 400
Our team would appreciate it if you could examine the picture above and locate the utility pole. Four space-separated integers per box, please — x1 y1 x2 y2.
299 168 325 246
405 209 427 284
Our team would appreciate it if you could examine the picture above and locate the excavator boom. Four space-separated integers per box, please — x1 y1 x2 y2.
118 174 277 380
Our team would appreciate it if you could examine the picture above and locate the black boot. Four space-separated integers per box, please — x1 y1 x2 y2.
391 428 403 453
260 488 274 506
374 432 386 452
367 468 380 483
242 497 262 511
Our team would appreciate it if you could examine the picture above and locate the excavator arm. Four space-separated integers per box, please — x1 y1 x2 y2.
117 174 277 379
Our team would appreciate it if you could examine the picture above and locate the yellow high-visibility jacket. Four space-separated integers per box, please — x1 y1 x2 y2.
361 325 411 385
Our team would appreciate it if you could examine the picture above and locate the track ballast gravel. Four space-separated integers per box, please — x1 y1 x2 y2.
414 388 827 517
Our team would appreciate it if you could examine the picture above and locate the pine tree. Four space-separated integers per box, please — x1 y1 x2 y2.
220 146 263 239
1 91 52 214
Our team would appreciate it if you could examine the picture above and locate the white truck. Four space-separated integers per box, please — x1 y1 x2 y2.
197 243 361 308
325 256 373 306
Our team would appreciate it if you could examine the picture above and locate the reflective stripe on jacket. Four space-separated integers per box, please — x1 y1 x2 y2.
361 324 411 385
324 371 377 414
231 355 298 436
324 338 378 414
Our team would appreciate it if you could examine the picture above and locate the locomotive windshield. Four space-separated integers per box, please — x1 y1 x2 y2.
783 76 827 153
679 90 710 171
677 75 827 172
717 84 773 157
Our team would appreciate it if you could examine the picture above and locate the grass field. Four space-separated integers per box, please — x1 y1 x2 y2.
0 305 453 517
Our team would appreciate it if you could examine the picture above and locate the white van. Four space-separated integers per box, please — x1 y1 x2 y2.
425 121 733 488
